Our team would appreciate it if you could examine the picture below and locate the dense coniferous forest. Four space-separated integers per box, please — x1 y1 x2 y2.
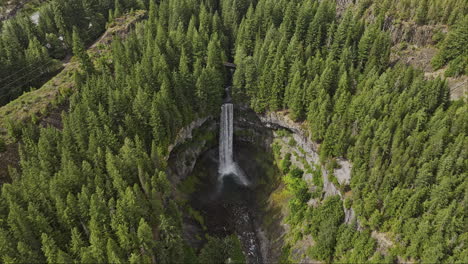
0 0 152 105
233 0 466 262
0 0 234 262
0 0 466 263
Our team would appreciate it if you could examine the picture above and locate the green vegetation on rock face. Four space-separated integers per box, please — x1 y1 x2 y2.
272 142 380 263
432 15 468 76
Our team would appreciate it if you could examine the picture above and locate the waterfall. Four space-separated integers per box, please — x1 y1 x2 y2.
219 103 249 186
219 103 234 173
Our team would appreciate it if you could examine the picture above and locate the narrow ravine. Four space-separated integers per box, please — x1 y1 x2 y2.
188 145 264 264
216 86 262 263
182 85 267 263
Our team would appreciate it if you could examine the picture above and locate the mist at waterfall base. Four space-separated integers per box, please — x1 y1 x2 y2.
187 143 266 264
184 104 274 263
218 103 249 187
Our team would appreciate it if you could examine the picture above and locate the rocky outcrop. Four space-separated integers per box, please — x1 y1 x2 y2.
389 28 467 100
372 231 394 255
258 111 360 236
90 10 147 49
0 0 30 21
344 207 357 225
168 138 209 182
258 111 361 262
388 20 447 46
335 0 355 16
258 111 351 199
167 117 211 155
234 104 274 149
167 117 216 182
334 158 352 185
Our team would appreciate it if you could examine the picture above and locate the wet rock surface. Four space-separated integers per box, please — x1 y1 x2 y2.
169 108 356 262
187 145 270 264
231 205 263 264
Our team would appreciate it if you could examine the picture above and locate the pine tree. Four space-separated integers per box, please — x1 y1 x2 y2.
319 64 337 96
270 56 287 110
137 218 155 260
72 28 94 74
196 67 223 114
288 72 306 121
106 238 125 264
415 0 429 25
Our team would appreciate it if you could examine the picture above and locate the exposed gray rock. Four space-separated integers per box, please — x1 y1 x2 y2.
30 11 39 24
372 231 394 255
258 111 358 230
388 20 448 46
334 159 352 185
167 117 215 183
167 116 211 155
336 0 355 16
169 140 208 182
259 112 347 199
344 207 356 225
322 169 341 198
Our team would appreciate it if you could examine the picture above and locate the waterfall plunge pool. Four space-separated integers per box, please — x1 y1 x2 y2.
184 140 279 264
175 95 284 263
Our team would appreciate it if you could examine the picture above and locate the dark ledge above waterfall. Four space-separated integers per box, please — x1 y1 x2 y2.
223 86 233 103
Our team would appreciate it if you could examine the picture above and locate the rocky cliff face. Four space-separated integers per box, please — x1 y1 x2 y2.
166 117 216 183
258 111 353 198
387 20 447 46
234 104 274 149
335 0 355 16
255 111 359 261
167 107 360 262
0 0 28 21
167 117 211 154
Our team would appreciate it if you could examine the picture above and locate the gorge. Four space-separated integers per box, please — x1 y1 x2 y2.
167 91 356 263
0 0 465 263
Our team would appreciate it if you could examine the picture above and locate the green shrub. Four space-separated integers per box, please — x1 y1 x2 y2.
329 174 340 188
432 30 445 44
289 167 304 178
272 142 282 157
312 167 323 187
445 55 467 77
276 129 291 137
344 198 353 209
6 119 22 141
279 244 292 264
311 186 323 199
431 53 445 70
280 153 292 174
295 184 311 204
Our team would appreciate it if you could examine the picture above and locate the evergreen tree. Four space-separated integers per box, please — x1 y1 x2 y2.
415 0 429 25
72 28 94 74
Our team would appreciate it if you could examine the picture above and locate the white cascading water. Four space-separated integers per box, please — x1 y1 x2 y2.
219 103 249 186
